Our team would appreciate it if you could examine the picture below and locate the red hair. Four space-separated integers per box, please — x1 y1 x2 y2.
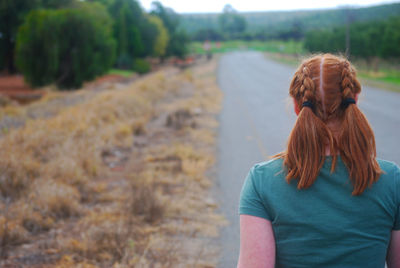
278 54 382 195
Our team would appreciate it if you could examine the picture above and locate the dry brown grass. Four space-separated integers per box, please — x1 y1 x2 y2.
0 60 225 267
130 176 165 224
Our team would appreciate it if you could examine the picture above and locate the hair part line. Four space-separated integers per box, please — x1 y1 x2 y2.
319 56 325 116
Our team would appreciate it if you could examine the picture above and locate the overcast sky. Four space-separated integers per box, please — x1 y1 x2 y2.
138 0 399 13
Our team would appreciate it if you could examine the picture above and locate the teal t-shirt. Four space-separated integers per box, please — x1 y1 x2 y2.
239 156 400 268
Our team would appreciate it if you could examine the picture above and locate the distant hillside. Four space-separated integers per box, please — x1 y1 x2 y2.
181 3 400 34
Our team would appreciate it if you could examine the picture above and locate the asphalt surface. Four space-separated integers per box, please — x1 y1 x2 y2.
215 51 400 267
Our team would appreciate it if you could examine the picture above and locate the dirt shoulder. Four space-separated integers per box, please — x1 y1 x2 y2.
0 59 225 267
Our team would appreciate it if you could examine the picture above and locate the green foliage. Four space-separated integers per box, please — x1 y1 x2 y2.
167 31 189 59
140 15 159 57
151 1 179 34
0 0 39 72
40 0 76 9
147 15 169 58
381 17 400 58
218 5 247 39
16 3 116 89
151 1 188 58
108 0 144 68
108 68 135 78
85 0 114 6
15 10 59 86
192 28 223 42
4 0 189 81
180 3 400 41
304 29 344 53
0 0 76 73
100 0 177 65
304 16 400 59
359 70 400 87
0 33 5 70
133 59 150 74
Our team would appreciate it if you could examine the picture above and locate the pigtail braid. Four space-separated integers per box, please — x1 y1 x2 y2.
338 60 382 195
341 62 355 97
284 64 336 189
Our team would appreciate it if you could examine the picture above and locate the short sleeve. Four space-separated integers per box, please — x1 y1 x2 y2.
394 166 400 230
239 166 271 221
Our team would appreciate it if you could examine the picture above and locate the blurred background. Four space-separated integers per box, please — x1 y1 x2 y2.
1 0 400 90
0 0 399 267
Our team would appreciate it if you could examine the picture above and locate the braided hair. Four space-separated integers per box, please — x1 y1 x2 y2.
280 54 381 195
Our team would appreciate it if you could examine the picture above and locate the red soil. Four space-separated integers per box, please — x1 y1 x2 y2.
0 74 127 104
0 75 44 104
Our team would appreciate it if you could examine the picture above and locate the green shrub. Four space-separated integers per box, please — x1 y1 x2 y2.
15 2 116 89
116 54 133 70
133 59 151 74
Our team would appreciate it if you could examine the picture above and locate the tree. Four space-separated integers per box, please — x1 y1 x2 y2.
192 28 223 42
147 15 169 58
151 1 188 58
140 16 159 57
304 16 400 62
41 0 77 8
16 2 116 89
304 27 345 54
151 1 179 34
276 20 305 41
85 0 114 6
108 0 144 68
0 0 40 73
168 30 189 58
381 17 400 58
0 0 75 73
218 4 247 39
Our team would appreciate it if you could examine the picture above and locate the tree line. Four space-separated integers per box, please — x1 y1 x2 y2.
186 3 400 43
191 4 247 41
189 5 400 65
0 0 189 89
304 16 400 62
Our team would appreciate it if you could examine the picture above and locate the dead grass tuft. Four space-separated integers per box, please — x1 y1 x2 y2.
84 220 128 262
130 176 165 224
166 108 196 130
0 157 40 200
132 117 147 136
0 210 29 257
29 180 81 220
21 211 54 234
0 217 28 244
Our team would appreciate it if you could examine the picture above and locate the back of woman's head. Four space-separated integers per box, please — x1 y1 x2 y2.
282 53 382 195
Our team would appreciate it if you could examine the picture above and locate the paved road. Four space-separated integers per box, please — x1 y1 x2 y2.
215 51 400 267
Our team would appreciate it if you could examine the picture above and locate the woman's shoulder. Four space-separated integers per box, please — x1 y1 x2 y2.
377 158 400 178
375 159 400 195
250 157 285 180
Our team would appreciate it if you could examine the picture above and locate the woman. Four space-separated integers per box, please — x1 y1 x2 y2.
237 54 400 268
